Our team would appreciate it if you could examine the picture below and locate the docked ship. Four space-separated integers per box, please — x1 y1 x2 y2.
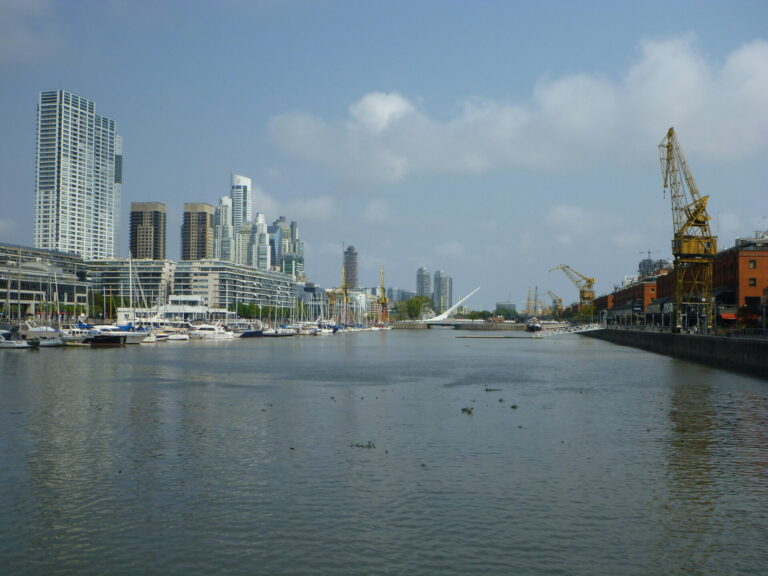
525 317 543 333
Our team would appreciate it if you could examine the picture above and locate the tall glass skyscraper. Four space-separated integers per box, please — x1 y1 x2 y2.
416 266 431 298
34 90 122 259
214 196 234 261
433 270 453 313
230 174 252 232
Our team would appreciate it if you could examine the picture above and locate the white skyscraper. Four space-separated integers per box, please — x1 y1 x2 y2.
233 213 271 269
214 195 234 261
34 90 122 260
230 174 252 232
433 270 453 314
253 213 271 270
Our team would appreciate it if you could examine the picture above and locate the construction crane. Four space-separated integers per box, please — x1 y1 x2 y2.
659 127 717 330
545 290 563 317
549 265 595 308
378 265 389 323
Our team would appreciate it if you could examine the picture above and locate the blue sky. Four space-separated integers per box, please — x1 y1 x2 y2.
1 0 767 310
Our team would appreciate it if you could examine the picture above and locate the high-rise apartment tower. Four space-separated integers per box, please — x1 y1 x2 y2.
344 245 358 289
433 270 453 314
181 203 215 260
230 174 252 232
416 267 431 299
130 202 166 260
34 90 122 259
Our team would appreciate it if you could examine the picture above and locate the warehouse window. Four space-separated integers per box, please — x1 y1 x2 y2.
748 278 757 287
748 259 756 269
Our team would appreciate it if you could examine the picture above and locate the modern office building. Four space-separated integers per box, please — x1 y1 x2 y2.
233 213 270 269
269 216 304 275
387 288 416 303
89 258 175 310
181 203 215 260
213 196 234 261
252 213 270 270
0 243 88 321
173 259 297 310
416 267 431 299
34 90 122 260
343 245 358 289
129 202 166 260
433 270 453 314
230 174 252 232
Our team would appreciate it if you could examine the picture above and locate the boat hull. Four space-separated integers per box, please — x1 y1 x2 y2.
83 334 127 347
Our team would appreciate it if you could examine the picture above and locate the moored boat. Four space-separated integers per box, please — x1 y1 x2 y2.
0 330 31 349
240 329 264 338
20 321 62 342
165 333 190 342
188 323 234 339
92 325 151 344
83 333 127 347
525 317 543 333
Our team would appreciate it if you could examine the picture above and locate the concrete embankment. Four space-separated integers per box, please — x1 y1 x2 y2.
582 329 768 379
391 322 525 330
392 322 429 330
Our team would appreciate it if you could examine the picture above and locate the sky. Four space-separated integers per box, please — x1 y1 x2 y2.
1 0 767 311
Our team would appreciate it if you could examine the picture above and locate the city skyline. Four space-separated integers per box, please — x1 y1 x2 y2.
1 2 767 309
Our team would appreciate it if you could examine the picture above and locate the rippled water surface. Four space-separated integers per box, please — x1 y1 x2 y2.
1 330 767 575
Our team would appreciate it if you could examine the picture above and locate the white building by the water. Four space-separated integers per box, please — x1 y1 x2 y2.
34 90 122 260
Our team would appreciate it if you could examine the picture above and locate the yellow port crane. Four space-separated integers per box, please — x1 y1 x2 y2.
378 265 389 323
545 290 563 317
549 265 595 308
659 127 717 330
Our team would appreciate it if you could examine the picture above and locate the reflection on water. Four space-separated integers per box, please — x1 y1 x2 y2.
660 371 720 573
1 332 767 575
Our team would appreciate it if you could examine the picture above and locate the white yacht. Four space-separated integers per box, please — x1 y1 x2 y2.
59 324 96 345
188 324 234 339
19 320 61 341
92 325 151 344
0 330 31 349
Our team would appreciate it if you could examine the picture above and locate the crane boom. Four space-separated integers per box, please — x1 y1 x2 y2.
659 127 716 330
549 265 595 307
545 290 563 316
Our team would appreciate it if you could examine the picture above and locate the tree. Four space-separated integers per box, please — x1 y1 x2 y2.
405 296 432 320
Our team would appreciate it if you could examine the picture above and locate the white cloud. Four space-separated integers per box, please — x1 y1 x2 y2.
253 186 279 217
269 35 768 184
362 200 391 224
349 92 415 133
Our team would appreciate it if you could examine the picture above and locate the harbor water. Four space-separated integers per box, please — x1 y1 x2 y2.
1 330 767 575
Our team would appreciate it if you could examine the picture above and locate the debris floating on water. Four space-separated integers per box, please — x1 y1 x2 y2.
461 407 474 415
350 441 376 449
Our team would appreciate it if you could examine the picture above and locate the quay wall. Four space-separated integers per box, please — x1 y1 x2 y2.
454 323 524 331
392 322 525 330
582 329 768 379
392 322 429 330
